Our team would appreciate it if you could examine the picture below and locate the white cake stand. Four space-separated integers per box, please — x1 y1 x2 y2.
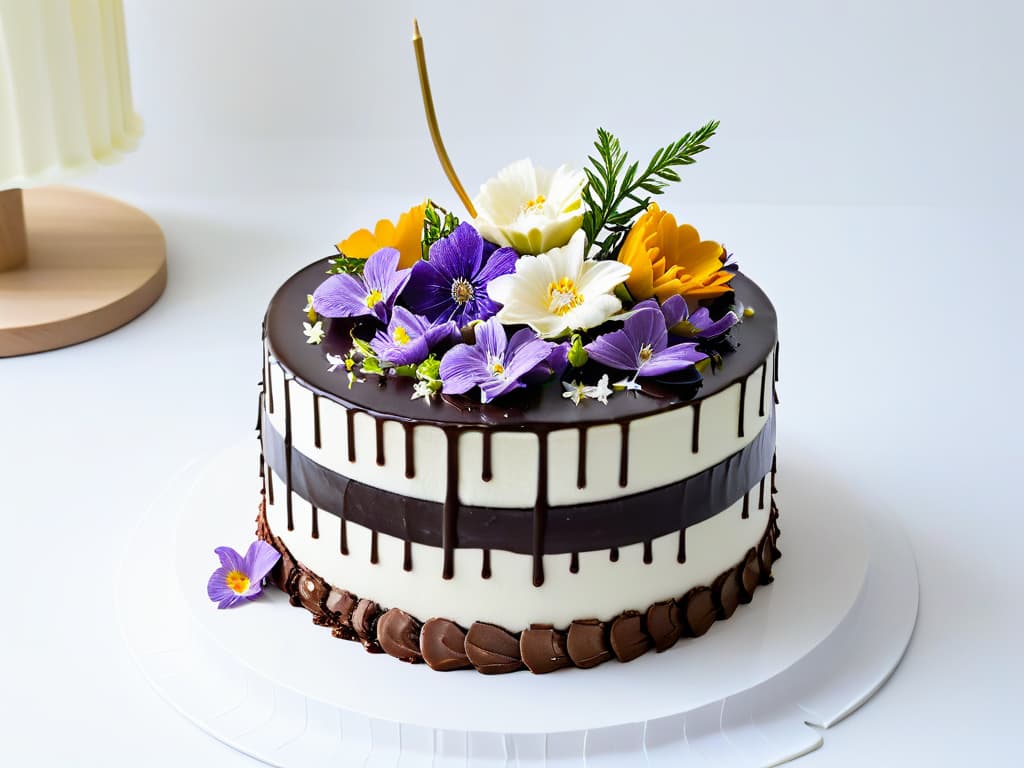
118 442 917 766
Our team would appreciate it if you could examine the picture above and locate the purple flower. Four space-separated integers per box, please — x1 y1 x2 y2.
402 223 517 327
312 247 411 323
439 317 554 402
207 541 280 609
585 307 707 377
372 306 459 368
638 295 739 340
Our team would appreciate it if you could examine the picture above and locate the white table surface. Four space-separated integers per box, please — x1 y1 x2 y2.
1 183 1019 765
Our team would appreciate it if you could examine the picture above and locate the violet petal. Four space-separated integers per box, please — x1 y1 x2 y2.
312 273 372 318
242 540 281 584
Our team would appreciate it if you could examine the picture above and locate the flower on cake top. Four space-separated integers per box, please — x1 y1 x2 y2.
207 541 280 609
302 320 325 344
472 159 586 255
563 374 613 406
372 306 459 368
439 317 555 402
312 247 411 323
336 202 426 270
403 222 517 327
618 203 734 303
637 295 739 340
585 306 707 378
486 231 632 339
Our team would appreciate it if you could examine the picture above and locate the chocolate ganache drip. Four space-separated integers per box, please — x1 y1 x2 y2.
261 263 778 582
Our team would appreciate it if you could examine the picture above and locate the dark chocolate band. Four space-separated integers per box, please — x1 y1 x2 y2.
263 407 775 555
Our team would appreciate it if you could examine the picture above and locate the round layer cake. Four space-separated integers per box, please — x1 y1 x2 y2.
256 258 780 673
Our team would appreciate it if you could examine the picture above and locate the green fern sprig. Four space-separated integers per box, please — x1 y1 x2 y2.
581 120 719 260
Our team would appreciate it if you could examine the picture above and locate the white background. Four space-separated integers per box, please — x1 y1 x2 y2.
2 0 1022 765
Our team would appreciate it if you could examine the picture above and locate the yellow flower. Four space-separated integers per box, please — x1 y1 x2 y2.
618 203 733 303
336 202 427 270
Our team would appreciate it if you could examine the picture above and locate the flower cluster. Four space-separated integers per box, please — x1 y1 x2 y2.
307 129 743 407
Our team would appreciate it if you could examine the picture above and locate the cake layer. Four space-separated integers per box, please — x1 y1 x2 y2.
263 469 777 630
261 407 775 555
263 344 776 509
263 265 778 510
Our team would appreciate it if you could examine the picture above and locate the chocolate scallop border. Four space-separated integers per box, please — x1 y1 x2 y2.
254 496 782 675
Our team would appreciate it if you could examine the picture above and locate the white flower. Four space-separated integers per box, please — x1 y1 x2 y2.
411 379 438 402
590 374 612 404
486 231 632 339
303 294 317 322
562 374 613 406
613 376 643 392
472 159 585 255
326 352 345 372
303 321 325 345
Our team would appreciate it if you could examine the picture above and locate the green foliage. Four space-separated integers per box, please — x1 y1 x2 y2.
422 200 460 259
326 252 368 276
567 334 589 368
581 120 719 260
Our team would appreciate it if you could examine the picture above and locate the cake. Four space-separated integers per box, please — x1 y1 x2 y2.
252 123 780 674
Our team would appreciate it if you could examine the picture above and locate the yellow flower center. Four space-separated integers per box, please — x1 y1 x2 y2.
450 278 475 305
547 277 584 316
365 289 384 308
639 344 654 364
344 357 355 371
392 326 411 345
225 570 250 595
486 354 506 378
522 194 546 212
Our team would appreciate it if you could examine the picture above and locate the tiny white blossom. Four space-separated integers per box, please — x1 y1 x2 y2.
412 380 437 402
562 380 588 406
303 321 325 345
613 376 642 392
590 374 612 404
326 353 345 372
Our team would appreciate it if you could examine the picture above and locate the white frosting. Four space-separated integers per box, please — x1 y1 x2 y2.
265 345 775 508
0 0 142 188
266 466 771 629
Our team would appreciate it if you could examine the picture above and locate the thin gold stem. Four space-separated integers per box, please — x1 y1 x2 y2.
412 19 477 219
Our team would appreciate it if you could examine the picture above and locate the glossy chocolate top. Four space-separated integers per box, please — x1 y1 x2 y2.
264 259 777 427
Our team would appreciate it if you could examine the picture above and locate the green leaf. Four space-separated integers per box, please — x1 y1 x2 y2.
581 119 719 260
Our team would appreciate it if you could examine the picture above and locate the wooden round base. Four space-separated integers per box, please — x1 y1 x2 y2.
0 186 167 357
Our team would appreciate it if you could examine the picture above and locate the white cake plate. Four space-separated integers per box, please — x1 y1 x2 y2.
118 441 918 766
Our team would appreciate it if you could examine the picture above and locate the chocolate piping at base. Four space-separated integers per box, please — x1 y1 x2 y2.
262 408 775 559
255 495 781 675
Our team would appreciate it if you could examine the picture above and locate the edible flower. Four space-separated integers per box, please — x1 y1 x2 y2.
207 541 280 609
472 159 586 254
403 222 517 327
618 203 734 303
303 294 317 323
372 306 459 368
312 247 411 323
562 374 613 406
336 202 427 269
439 317 554 402
585 306 706 377
302 320 325 344
636 295 739 340
327 349 364 388
486 231 631 339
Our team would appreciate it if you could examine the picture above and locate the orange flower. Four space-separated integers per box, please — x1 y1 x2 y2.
617 203 733 303
337 202 427 270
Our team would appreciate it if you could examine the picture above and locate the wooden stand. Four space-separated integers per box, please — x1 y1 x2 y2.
0 186 167 357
